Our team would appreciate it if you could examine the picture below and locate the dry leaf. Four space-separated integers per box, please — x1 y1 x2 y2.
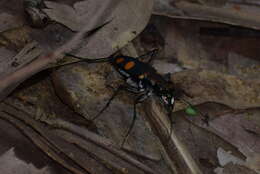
152 17 260 81
44 0 154 58
51 63 164 162
209 109 260 173
0 148 52 174
172 70 260 110
217 147 244 166
185 104 260 173
154 0 260 30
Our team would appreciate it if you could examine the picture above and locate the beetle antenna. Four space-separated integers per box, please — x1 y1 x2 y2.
65 53 112 63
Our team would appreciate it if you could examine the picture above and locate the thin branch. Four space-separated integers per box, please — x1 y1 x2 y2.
2 101 118 174
1 99 156 174
0 0 118 101
144 97 203 174
54 129 145 174
0 111 86 174
48 118 158 174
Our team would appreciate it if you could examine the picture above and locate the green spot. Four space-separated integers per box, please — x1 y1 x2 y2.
185 106 197 116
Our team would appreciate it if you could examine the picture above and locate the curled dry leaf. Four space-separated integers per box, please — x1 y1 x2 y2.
154 0 260 30
44 0 154 57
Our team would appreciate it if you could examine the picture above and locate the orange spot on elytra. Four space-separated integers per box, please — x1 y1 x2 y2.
116 57 124 63
124 61 135 70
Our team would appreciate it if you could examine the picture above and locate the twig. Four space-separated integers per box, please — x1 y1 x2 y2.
0 111 86 174
54 129 146 174
48 118 158 174
0 0 117 101
144 97 203 174
0 41 42 79
1 102 111 174
1 101 156 174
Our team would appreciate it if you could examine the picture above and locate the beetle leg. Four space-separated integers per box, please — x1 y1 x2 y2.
120 90 151 147
135 49 159 64
120 99 138 148
64 53 111 64
166 108 174 143
91 84 143 121
91 85 124 121
146 49 159 64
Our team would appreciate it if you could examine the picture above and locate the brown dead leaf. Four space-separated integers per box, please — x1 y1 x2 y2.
51 62 165 162
184 103 260 173
172 69 260 110
0 99 160 174
43 1 80 31
208 109 260 173
148 101 251 174
154 0 260 30
152 17 260 81
44 0 154 58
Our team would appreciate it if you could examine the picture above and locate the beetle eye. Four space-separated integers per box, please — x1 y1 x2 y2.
162 96 167 103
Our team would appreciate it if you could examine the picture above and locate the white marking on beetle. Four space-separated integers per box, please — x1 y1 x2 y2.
119 69 130 77
171 97 175 104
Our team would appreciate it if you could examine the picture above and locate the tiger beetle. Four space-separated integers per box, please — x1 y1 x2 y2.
64 49 208 146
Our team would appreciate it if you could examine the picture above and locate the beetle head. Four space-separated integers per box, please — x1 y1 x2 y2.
160 90 175 112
